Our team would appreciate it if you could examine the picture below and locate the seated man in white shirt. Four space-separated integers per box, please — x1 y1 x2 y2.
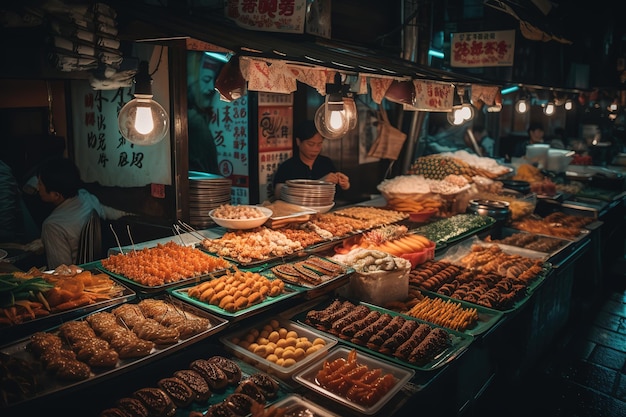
37 156 131 269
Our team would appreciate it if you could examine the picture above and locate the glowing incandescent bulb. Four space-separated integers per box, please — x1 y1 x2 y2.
117 61 169 146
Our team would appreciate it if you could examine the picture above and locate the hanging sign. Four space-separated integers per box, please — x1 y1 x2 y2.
451 30 515 68
225 0 307 33
257 92 293 202
70 80 171 187
411 80 454 111
240 58 298 93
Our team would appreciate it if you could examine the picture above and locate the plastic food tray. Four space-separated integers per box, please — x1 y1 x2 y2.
293 299 473 372
0 296 229 409
220 319 337 380
293 346 415 415
168 280 302 319
265 394 340 417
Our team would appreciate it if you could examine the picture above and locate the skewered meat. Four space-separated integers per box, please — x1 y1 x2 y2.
339 310 381 338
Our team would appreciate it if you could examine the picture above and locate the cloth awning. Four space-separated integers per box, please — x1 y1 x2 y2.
111 1 499 87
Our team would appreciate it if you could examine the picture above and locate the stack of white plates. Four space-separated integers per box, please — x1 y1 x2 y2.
188 171 232 227
280 179 335 212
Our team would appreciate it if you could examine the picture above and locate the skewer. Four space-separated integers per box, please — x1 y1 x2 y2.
177 220 207 241
126 225 136 252
172 224 185 245
109 224 124 255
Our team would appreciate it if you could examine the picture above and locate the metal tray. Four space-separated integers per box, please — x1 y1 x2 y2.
0 296 229 409
293 298 473 372
439 238 553 294
0 264 136 347
293 345 415 415
361 291 504 337
168 279 303 319
410 214 496 246
495 228 588 268
97 251 232 294
261 255 354 295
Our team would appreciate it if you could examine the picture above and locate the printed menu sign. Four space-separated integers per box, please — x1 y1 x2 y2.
451 30 515 68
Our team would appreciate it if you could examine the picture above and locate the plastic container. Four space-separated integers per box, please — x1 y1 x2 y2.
293 346 415 415
220 319 337 379
525 144 549 168
268 394 340 417
343 251 412 305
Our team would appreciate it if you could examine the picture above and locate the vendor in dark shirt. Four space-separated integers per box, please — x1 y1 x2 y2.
273 120 350 199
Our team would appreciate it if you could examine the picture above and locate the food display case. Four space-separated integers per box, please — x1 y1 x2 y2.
1 191 622 417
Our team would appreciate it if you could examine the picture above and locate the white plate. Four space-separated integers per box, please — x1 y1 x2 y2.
304 202 335 213
209 206 272 229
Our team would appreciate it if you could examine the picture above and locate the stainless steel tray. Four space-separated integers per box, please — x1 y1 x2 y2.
0 263 136 347
0 297 229 409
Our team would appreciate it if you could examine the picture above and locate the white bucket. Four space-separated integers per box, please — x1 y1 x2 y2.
525 144 550 168
546 149 575 172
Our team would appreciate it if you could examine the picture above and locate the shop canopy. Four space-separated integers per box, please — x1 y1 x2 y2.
112 2 500 88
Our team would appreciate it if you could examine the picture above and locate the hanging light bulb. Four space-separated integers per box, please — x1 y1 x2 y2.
543 101 556 116
515 98 528 114
564 99 573 111
447 85 474 125
314 72 357 139
118 61 169 146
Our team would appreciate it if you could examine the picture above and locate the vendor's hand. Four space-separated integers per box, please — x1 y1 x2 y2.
336 172 350 190
24 239 44 254
322 173 339 184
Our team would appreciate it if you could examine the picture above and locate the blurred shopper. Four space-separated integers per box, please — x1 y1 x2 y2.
187 52 221 174
0 160 38 244
463 125 495 157
512 122 545 157
37 157 131 269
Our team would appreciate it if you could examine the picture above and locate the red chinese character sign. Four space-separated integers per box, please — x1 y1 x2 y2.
412 80 454 111
257 92 293 202
451 30 515 68
225 0 307 33
70 77 172 187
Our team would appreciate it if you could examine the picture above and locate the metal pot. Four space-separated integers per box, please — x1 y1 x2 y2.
467 199 511 238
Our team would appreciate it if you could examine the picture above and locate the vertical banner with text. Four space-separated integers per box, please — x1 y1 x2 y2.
70 79 172 187
257 92 293 202
211 95 250 204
